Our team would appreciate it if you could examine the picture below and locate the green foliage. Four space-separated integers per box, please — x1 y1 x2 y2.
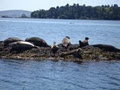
20 14 28 18
31 4 120 20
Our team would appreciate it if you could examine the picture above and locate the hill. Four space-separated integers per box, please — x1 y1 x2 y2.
0 10 31 18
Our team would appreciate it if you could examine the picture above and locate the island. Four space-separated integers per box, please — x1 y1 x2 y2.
0 37 120 62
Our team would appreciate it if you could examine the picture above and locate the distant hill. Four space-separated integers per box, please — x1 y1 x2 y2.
0 10 31 18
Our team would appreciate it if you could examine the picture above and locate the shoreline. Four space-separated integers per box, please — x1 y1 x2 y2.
1 17 120 21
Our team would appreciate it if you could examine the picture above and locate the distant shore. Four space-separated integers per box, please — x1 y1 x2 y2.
0 4 120 20
31 4 120 20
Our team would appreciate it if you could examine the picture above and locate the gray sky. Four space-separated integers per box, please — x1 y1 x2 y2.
0 0 120 11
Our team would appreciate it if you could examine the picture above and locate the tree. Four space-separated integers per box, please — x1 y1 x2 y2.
20 14 28 18
31 4 120 20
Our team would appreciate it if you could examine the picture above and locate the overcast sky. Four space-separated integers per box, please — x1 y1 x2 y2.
0 0 120 11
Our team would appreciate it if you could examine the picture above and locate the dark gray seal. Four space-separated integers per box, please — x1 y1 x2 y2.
4 37 22 46
25 37 49 47
92 44 120 52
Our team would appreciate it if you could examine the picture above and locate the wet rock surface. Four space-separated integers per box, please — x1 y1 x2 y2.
0 37 120 61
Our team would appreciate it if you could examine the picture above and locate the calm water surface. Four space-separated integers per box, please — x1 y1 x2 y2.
0 18 120 90
0 18 120 48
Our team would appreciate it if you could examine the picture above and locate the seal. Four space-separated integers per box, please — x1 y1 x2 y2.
92 44 120 52
79 37 89 48
3 37 22 46
9 41 35 51
51 41 59 54
62 36 71 48
25 37 50 47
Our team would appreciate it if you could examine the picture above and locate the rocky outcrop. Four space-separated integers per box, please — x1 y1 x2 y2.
25 37 50 47
0 37 120 61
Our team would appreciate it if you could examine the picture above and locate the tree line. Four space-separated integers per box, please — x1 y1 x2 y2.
31 4 120 20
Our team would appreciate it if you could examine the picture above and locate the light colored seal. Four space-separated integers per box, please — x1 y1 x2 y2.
10 41 35 50
62 36 70 47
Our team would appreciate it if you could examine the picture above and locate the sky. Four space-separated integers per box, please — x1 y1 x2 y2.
0 0 120 11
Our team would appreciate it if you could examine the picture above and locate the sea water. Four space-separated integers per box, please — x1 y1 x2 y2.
0 18 120 90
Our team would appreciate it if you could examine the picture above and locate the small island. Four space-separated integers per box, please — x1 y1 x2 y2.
0 37 120 62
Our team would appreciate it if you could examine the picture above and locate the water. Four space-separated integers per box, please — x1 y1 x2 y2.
0 18 120 90
0 18 120 48
0 59 120 90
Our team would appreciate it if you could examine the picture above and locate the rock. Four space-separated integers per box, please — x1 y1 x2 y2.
68 44 79 50
9 41 35 51
0 41 4 52
84 51 93 54
92 44 120 52
60 48 82 59
98 55 108 60
51 46 59 54
4 37 22 46
57 44 79 52
25 37 49 47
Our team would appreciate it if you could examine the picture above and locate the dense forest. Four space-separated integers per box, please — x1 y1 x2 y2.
31 4 120 20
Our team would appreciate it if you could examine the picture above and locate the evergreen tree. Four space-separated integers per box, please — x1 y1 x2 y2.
31 4 120 20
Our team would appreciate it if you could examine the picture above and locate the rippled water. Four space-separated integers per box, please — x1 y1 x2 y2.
0 59 120 90
0 18 120 90
0 18 120 48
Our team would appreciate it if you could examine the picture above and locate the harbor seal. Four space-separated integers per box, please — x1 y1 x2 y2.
51 41 59 54
25 37 50 47
9 41 35 51
3 37 22 46
79 37 89 48
62 36 71 48
92 44 120 52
